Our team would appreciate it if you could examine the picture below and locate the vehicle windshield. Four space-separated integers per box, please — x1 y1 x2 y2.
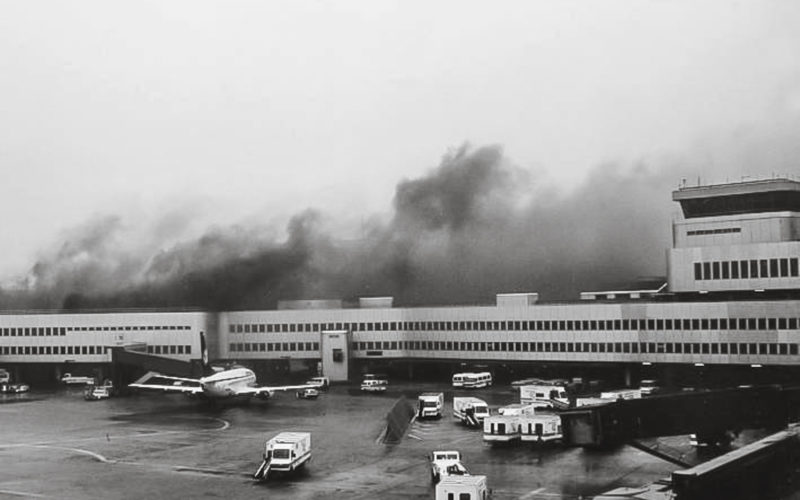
474 405 488 414
422 401 438 408
272 449 290 459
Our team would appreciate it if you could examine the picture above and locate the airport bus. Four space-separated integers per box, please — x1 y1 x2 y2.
451 373 467 388
462 372 492 389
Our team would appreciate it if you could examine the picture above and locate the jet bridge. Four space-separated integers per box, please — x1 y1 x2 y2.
560 385 800 448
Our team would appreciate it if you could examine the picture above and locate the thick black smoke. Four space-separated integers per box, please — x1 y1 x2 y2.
0 137 791 310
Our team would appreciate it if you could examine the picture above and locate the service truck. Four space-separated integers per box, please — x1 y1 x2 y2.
453 397 490 427
418 392 444 419
429 450 469 483
435 474 488 500
519 384 569 409
520 414 563 443
253 432 311 481
483 414 521 444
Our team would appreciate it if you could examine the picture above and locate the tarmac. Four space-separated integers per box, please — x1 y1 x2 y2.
0 382 683 499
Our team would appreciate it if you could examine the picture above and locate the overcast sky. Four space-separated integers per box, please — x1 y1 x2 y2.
1 0 799 281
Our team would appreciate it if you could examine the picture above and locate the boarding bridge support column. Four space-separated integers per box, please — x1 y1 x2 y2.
320 330 351 382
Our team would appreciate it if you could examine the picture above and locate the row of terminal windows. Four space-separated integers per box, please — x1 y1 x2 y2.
0 325 192 337
0 327 66 337
1 344 192 356
694 258 799 281
66 325 191 332
2 345 108 355
687 227 741 236
353 340 800 356
230 317 800 334
229 342 320 353
145 345 192 355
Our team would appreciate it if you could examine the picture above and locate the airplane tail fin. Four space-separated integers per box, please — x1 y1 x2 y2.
200 331 214 376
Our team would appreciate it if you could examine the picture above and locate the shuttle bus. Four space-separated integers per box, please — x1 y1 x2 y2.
462 372 492 389
451 373 467 388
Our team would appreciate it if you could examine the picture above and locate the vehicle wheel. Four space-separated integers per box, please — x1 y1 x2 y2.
431 471 440 483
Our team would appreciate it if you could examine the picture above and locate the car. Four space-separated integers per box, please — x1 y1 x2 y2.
84 385 111 401
1 383 29 394
296 388 319 399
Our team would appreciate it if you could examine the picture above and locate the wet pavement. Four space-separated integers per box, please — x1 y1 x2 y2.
0 383 682 499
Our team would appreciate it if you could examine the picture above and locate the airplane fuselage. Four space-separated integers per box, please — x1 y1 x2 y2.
199 368 257 398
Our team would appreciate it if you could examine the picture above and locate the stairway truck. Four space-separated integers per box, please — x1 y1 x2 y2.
483 415 521 444
435 474 488 500
253 432 311 481
418 392 444 419
453 397 490 427
520 414 563 443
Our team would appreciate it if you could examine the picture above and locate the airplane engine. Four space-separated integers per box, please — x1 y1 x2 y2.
258 391 272 400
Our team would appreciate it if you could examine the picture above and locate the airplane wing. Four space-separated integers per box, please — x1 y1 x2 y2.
128 371 203 395
236 383 319 398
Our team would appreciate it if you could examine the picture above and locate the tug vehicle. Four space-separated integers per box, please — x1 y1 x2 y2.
429 450 469 483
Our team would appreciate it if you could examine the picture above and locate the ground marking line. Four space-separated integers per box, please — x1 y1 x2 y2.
519 487 547 499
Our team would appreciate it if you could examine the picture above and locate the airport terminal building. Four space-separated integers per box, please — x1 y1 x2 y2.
1 178 800 387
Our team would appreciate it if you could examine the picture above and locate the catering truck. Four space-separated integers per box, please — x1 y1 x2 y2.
418 392 444 419
435 474 488 500
520 414 563 443
483 415 521 444
453 397 490 427
253 432 311 481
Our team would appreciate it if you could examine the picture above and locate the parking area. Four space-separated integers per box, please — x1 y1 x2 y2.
0 382 681 499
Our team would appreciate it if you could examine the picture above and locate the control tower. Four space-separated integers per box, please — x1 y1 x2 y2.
668 178 800 293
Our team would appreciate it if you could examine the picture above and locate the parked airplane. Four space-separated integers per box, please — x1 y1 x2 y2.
128 332 318 402
129 367 318 401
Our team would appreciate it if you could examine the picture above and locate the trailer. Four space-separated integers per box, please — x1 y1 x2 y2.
435 474 488 500
600 388 642 401
520 414 563 443
418 392 444 419
60 373 96 385
483 414 521 444
453 397 490 427
497 403 536 416
253 432 311 481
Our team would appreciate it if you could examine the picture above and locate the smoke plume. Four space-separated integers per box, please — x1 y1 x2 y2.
0 136 792 311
